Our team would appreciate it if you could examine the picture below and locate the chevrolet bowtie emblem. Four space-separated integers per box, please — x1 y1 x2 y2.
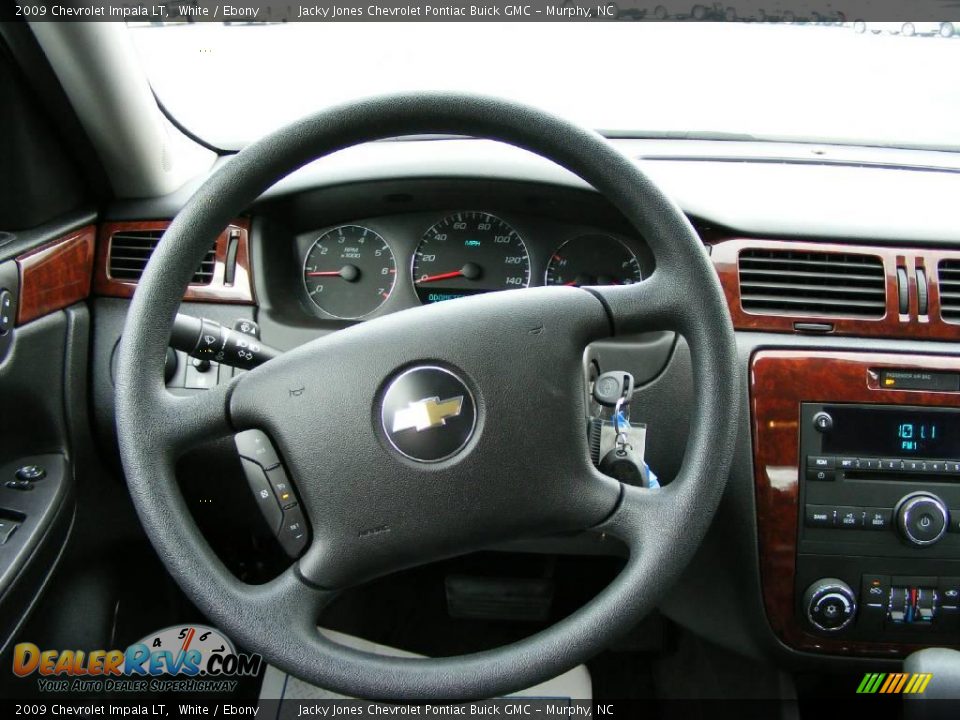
392 396 464 433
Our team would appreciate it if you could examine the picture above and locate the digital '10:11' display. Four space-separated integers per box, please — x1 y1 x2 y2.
898 422 938 453
820 406 957 460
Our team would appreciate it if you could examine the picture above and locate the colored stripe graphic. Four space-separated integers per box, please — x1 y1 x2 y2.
857 672 933 694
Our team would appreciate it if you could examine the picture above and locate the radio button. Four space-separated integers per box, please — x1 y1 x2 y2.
897 493 949 546
838 457 860 471
947 461 960 474
807 468 835 482
864 508 893 531
813 411 834 432
859 458 881 471
805 505 837 528
808 456 835 469
930 461 946 473
838 507 865 529
882 458 905 471
905 459 927 473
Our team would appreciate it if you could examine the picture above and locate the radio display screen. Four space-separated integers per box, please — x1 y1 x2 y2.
821 406 960 459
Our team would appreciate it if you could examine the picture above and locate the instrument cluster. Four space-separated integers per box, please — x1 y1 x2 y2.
299 210 646 321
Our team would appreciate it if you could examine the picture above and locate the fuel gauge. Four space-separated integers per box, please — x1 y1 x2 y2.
545 234 642 288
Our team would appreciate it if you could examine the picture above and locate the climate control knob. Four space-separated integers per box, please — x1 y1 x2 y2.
896 492 949 547
803 578 857 632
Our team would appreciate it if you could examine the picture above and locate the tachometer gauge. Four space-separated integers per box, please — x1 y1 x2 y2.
412 212 530 304
303 225 396 320
545 234 642 287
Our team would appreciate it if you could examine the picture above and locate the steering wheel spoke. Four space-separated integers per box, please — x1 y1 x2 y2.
153 382 235 455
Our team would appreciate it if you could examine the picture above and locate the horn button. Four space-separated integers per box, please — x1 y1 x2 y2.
381 366 477 463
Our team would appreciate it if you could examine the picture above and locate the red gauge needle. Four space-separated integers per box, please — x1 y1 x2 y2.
416 270 465 284
416 263 482 285
306 265 360 282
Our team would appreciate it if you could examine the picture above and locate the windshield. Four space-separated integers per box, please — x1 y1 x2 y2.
130 22 960 152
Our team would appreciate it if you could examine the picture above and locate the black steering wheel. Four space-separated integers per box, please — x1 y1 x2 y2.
115 93 740 700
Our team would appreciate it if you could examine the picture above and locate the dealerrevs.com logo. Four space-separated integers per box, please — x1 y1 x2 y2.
12 624 263 694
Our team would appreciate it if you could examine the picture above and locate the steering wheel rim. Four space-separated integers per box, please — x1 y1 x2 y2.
115 92 740 700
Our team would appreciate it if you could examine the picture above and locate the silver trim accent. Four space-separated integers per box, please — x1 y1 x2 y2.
380 365 477 464
897 492 949 546
806 582 856 633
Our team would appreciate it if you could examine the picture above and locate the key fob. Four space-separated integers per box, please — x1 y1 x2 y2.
598 446 649 487
593 371 635 408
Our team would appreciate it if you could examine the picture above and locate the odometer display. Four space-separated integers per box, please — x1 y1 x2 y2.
412 212 530 304
302 225 396 319
545 234 642 288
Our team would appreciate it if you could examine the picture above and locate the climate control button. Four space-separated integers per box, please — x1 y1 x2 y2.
803 579 857 632
897 492 949 547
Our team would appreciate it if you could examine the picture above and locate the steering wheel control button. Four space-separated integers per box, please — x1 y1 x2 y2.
897 493 949 546
804 579 857 633
381 366 477 463
278 505 309 558
235 429 281 470
265 466 297 509
239 458 283 534
813 411 834 433
15 465 46 481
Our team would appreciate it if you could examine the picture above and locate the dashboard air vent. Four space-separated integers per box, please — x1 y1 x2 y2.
938 260 960 322
108 230 216 284
738 248 886 318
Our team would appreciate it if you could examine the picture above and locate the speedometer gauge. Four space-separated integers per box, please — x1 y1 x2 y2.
545 234 642 287
303 225 396 320
412 212 530 304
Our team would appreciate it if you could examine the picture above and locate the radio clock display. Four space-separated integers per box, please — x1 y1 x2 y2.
821 406 958 459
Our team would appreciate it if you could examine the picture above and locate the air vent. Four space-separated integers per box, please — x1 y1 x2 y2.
108 230 216 284
738 248 886 318
938 260 960 322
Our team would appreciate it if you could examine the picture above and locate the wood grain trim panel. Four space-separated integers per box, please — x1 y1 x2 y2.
752 350 960 656
93 220 254 304
712 238 960 341
16 226 96 325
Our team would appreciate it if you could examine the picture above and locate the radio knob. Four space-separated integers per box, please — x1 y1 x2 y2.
896 492 949 547
803 578 857 632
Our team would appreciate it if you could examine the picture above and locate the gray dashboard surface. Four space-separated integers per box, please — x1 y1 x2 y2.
106 138 960 246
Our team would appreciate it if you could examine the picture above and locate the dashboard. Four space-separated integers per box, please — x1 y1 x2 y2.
294 210 649 321
55 140 960 671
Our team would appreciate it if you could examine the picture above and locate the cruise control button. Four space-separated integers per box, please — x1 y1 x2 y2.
265 466 297 509
239 458 283 534
235 429 281 470
805 505 837 528
278 505 309 558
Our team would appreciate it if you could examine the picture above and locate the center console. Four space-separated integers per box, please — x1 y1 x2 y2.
752 351 960 655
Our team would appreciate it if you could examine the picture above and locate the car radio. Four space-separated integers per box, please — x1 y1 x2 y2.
796 402 960 641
